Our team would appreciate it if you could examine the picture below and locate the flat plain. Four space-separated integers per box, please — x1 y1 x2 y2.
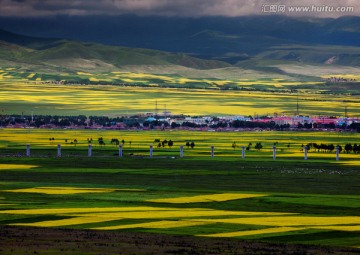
1 66 360 254
0 129 359 254
1 67 360 116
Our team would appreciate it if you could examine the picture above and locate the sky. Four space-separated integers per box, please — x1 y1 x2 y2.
0 0 358 18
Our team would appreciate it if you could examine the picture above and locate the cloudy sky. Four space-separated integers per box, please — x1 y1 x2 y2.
0 0 358 18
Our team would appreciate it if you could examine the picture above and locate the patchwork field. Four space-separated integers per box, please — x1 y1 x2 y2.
0 66 360 253
1 67 359 116
0 129 359 254
0 157 359 252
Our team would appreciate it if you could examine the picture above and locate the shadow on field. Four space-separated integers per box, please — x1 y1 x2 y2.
0 226 359 255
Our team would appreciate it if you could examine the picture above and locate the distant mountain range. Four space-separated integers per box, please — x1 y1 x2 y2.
0 29 229 71
0 15 360 71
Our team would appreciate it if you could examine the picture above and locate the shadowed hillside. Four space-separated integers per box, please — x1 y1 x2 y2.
0 29 230 71
1 15 359 66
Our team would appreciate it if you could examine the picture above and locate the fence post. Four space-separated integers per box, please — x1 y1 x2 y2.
304 146 308 160
180 145 184 158
119 145 123 157
26 144 30 157
211 146 214 157
273 146 276 160
88 144 92 157
150 145 153 158
57 144 61 157
336 145 340 161
241 146 245 159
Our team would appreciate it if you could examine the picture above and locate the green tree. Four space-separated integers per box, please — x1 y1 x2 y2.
98 137 105 146
345 143 353 154
353 144 359 154
255 142 263 151
232 142 237 150
111 138 119 146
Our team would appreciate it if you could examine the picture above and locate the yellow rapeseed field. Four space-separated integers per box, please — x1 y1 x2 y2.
147 193 267 203
4 187 122 195
201 227 304 237
11 216 115 227
89 77 99 82
121 78 135 83
70 209 292 220
7 206 359 236
77 72 92 76
235 81 323 87
322 74 360 81
0 164 38 170
94 220 208 230
189 216 360 227
0 207 293 218
339 160 360 166
112 72 175 83
3 203 360 237
0 74 358 116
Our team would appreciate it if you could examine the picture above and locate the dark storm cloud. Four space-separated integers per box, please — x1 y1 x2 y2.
0 0 358 17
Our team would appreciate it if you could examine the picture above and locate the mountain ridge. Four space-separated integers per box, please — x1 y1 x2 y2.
1 15 360 73
0 29 230 71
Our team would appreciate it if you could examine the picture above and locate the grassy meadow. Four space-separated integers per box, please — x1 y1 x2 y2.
0 128 359 250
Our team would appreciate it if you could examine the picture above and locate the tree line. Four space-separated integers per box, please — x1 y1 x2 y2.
303 143 359 154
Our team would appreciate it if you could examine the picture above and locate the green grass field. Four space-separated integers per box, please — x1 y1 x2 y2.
0 129 359 251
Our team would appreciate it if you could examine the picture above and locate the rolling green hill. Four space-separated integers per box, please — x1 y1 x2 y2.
0 29 230 72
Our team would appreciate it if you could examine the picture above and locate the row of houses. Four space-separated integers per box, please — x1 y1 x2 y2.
256 116 359 127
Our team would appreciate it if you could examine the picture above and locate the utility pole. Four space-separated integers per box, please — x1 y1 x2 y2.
296 93 299 116
1 109 4 127
345 105 348 118
155 100 158 118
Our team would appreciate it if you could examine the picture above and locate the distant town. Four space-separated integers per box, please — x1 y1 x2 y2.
1 111 360 132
